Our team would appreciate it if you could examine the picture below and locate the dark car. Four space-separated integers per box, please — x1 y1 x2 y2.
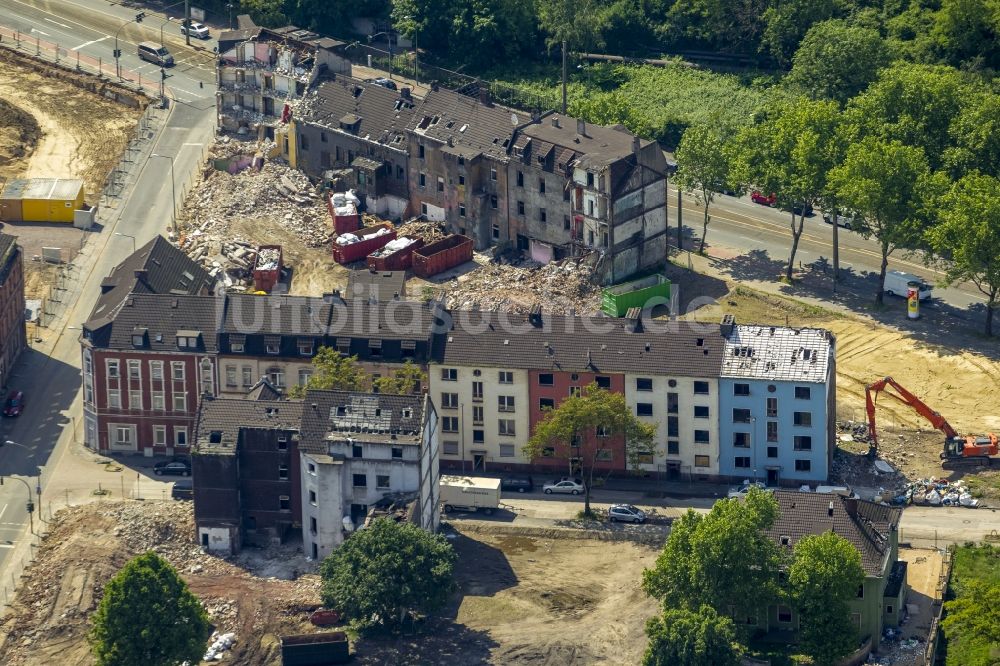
154 460 191 476
790 202 814 216
171 480 193 500
3 390 24 417
501 475 534 493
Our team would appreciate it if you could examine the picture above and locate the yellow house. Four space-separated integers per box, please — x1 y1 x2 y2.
0 178 86 223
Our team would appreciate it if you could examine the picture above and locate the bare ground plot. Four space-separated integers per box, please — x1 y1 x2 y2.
355 525 660 665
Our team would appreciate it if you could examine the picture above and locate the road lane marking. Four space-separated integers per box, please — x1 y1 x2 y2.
43 17 71 28
72 36 109 50
29 27 49 36
0 543 14 549
0 504 5 522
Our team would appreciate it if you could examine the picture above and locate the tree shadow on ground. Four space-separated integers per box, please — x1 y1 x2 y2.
714 250 999 359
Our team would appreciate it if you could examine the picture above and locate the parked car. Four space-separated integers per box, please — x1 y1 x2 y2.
171 480 193 500
751 190 776 206
180 21 210 39
822 212 858 230
727 481 768 498
790 202 814 216
154 460 191 476
543 479 585 495
3 390 24 417
365 77 397 90
501 475 534 493
608 504 646 523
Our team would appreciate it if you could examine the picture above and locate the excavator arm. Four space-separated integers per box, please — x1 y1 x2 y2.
865 376 960 454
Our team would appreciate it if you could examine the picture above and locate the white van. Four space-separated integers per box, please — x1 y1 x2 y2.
138 41 174 67
884 270 933 300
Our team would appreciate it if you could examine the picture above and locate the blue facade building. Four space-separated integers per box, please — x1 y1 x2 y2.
717 320 836 485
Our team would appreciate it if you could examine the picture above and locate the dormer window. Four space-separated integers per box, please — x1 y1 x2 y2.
298 338 314 356
265 335 281 355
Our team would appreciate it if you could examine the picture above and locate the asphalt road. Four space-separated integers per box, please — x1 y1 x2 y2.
0 0 216 574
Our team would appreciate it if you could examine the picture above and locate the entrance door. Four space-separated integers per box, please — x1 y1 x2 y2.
666 461 681 480
201 532 209 547
767 469 779 486
473 454 485 472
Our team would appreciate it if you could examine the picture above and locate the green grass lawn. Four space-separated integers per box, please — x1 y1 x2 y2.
943 544 1000 666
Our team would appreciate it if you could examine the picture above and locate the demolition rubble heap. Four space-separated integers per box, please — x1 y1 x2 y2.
444 254 602 314
0 501 320 666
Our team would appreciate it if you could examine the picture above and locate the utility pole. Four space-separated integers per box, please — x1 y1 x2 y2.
184 0 190 46
832 211 840 292
676 187 683 252
561 40 568 115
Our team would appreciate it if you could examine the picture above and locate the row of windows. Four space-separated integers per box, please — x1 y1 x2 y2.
351 474 393 489
442 441 518 457
733 383 812 399
636 403 711 419
733 457 812 472
350 442 405 459
225 365 312 389
111 424 187 447
106 359 183 381
732 433 813 450
732 408 813 426
441 416 516 436
107 389 188 412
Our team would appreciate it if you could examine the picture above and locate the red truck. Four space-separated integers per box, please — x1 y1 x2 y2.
366 237 425 271
332 222 396 265
327 191 360 235
412 234 473 278
252 245 283 292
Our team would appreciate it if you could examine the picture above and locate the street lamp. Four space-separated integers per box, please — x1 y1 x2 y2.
227 3 234 30
150 154 177 234
368 31 393 80
115 232 136 253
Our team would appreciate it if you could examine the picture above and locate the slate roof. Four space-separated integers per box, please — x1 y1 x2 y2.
87 235 213 328
222 293 442 340
408 87 528 162
299 390 424 454
296 78 417 148
767 491 902 576
721 325 833 383
520 115 654 170
84 293 221 353
195 394 304 455
436 310 725 377
246 376 283 401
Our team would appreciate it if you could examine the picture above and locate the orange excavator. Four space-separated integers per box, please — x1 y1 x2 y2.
865 376 999 466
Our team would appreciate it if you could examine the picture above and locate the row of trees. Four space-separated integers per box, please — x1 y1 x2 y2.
227 0 1000 74
674 63 1000 334
641 488 865 665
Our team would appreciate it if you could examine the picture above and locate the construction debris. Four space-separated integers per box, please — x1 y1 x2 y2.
397 219 448 242
443 254 602 314
255 246 281 271
900 478 979 507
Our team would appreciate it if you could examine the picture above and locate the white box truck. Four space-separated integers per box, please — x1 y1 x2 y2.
439 475 501 515
884 271 933 300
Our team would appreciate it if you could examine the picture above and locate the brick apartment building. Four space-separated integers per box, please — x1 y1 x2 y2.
0 233 26 390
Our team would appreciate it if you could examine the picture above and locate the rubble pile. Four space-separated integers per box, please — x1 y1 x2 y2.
445 255 602 314
900 477 979 507
255 246 281 270
397 219 447 242
335 226 391 246
370 237 418 258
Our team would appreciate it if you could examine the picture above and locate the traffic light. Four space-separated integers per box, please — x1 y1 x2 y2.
135 11 145 23
113 48 121 58
161 68 167 80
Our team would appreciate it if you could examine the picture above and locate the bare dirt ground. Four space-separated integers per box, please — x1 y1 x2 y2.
355 525 660 665
0 503 660 666
0 48 142 298
0 501 320 666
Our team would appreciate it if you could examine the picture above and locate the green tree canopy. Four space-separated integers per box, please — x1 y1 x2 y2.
523 383 656 516
930 0 1000 70
944 92 1000 178
321 518 456 631
89 552 211 666
760 0 837 66
942 579 1000 649
787 19 891 106
844 63 971 171
288 346 367 398
927 173 1000 335
643 605 742 666
788 532 866 666
675 122 734 253
643 488 782 621
729 97 844 281
372 360 427 395
829 137 936 305
537 0 602 51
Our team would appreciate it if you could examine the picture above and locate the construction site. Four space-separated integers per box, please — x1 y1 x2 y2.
0 47 142 301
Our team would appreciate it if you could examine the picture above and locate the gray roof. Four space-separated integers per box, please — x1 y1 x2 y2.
246 376 283 401
408 87 527 162
84 293 221 352
767 491 902 576
346 269 406 302
721 325 833 383
520 115 653 169
297 78 417 148
222 293 442 340
87 235 213 328
437 311 725 377
299 390 424 454
195 395 304 455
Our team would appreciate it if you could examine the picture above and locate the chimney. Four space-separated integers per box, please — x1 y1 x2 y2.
479 87 493 107
134 269 148 283
551 116 561 129
828 501 834 517
401 87 412 100
624 307 642 333
632 135 641 158
529 304 542 328
430 81 439 92
720 314 736 337
576 118 586 136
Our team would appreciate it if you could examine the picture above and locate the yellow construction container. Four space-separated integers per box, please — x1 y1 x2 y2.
0 178 86 223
